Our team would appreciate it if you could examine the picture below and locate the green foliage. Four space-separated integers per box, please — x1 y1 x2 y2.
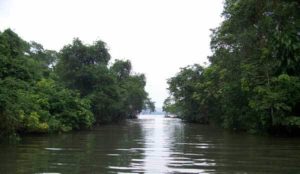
0 30 154 140
165 0 300 135
33 79 94 131
56 39 111 96
163 97 180 115
164 65 207 122
56 41 154 123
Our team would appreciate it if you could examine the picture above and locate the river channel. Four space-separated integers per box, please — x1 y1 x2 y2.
0 115 300 173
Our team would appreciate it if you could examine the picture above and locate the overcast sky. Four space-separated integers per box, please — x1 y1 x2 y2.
0 0 224 108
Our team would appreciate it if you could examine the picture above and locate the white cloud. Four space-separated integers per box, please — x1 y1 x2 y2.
0 0 224 108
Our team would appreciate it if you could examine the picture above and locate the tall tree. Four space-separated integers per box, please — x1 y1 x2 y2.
165 0 300 134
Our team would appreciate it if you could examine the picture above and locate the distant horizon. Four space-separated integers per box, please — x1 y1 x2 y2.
141 107 165 115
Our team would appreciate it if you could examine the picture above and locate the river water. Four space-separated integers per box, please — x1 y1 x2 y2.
0 115 300 174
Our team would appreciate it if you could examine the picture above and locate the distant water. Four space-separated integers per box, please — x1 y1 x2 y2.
1 115 300 173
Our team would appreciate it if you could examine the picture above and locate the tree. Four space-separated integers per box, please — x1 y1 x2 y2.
165 0 300 134
0 30 94 139
56 39 111 96
56 42 155 123
0 29 154 140
111 59 155 119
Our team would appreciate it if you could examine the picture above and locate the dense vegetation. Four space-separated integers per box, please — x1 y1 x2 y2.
0 29 154 140
164 0 300 134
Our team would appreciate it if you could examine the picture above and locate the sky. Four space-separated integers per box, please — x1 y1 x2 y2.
0 0 224 108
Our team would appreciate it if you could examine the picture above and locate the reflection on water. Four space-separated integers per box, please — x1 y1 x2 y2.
142 116 170 173
1 115 300 174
